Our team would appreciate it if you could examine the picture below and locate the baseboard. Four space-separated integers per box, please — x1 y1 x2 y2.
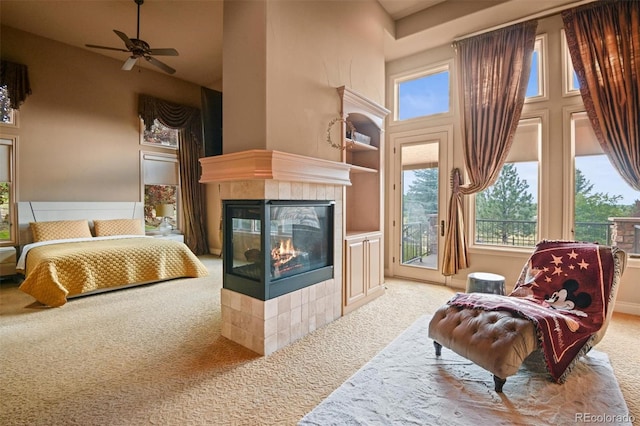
209 247 222 256
448 278 466 291
613 301 640 316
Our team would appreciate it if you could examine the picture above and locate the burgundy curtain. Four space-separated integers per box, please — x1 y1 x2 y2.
442 21 538 276
562 0 640 191
139 94 209 255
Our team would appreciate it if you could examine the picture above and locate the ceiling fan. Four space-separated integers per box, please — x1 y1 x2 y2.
85 0 179 75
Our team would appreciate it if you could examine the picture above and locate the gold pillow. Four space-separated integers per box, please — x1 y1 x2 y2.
30 220 93 242
93 219 144 236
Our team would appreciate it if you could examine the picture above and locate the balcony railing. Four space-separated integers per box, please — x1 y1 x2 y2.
475 219 612 247
402 222 430 263
402 218 615 254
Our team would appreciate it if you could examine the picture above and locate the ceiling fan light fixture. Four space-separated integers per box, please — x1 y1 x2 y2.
84 0 179 75
122 56 139 71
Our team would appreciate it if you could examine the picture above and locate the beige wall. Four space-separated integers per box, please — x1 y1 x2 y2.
1 25 202 202
222 0 390 160
209 0 391 254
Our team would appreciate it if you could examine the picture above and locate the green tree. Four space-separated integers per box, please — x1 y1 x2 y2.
574 169 632 242
476 163 536 244
404 168 438 223
0 182 8 206
0 182 9 239
0 86 11 123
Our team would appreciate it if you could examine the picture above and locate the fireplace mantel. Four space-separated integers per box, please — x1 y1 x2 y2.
200 150 352 186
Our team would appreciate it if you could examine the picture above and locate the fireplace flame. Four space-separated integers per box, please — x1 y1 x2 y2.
272 239 298 262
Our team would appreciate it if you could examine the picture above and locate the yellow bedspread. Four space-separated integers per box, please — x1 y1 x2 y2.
19 238 209 307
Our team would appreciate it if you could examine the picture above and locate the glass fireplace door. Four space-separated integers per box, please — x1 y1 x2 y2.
223 200 334 300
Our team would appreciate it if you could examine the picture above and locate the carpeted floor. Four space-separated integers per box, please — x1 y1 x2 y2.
0 255 638 425
300 315 631 426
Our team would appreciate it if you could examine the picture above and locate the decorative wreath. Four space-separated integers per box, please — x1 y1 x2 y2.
326 117 356 150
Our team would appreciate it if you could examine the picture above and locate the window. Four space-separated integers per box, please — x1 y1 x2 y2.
140 118 179 149
561 30 581 95
395 64 450 121
571 112 639 255
141 152 180 234
0 135 17 245
525 35 547 100
0 86 17 127
474 118 541 247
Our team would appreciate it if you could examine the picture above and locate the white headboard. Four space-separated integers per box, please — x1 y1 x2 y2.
18 201 144 245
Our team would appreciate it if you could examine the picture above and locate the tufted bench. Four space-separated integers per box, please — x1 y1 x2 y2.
428 304 537 392
428 243 626 393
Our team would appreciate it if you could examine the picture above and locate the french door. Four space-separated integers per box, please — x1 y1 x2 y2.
391 127 451 284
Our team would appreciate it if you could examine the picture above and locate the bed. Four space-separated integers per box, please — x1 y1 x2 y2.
16 202 209 307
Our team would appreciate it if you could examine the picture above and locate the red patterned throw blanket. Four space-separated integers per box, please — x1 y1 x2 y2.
448 241 616 382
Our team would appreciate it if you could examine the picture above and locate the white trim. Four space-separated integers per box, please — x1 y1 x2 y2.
388 60 454 125
0 134 17 246
388 125 453 285
561 29 581 97
524 34 549 103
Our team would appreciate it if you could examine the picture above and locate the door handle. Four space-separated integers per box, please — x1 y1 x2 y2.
441 220 445 237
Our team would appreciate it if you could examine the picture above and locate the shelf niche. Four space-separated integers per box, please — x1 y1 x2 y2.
337 86 390 315
337 86 389 235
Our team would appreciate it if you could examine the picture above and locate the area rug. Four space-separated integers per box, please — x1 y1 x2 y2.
299 315 632 426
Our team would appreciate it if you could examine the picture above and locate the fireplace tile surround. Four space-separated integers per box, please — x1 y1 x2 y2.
200 150 351 355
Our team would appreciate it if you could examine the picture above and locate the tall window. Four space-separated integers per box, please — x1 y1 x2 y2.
525 35 547 100
0 86 17 127
474 118 541 247
140 118 179 149
561 30 581 95
571 112 639 255
395 64 450 121
141 152 180 234
0 136 16 245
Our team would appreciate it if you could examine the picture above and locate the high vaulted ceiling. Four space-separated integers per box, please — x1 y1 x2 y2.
0 0 584 89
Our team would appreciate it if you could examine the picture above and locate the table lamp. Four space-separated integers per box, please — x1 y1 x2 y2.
156 204 174 235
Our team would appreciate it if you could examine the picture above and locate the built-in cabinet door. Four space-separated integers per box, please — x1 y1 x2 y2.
366 233 382 293
344 232 384 314
345 235 366 306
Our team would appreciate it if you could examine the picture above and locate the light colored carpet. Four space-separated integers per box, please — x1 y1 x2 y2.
0 256 638 425
299 315 631 426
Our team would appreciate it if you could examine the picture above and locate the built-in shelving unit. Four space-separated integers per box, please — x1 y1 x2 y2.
337 86 390 314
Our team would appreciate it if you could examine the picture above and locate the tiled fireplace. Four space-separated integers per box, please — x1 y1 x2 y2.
200 150 351 355
223 199 335 301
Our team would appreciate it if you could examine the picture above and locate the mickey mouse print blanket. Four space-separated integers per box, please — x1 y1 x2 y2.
448 240 618 382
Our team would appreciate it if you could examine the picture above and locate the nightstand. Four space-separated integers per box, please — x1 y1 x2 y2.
149 233 184 243
0 247 17 278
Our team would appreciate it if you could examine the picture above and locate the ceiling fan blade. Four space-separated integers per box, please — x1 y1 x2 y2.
122 56 139 71
148 48 179 56
113 29 136 50
85 44 129 52
145 56 176 74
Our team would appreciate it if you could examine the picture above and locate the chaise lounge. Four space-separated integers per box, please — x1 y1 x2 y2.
428 240 627 392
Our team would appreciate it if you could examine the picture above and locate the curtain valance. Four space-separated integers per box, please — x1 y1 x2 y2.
0 60 32 109
138 94 202 147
